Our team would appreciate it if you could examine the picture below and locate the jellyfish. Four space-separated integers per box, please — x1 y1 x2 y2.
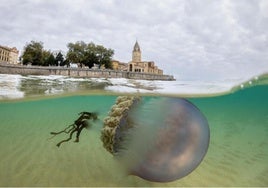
101 96 210 182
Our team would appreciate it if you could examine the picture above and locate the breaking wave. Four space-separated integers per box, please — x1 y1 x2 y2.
0 72 267 100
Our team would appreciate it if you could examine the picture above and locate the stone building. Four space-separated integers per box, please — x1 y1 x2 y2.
111 60 128 71
128 41 163 75
111 41 164 75
0 45 19 64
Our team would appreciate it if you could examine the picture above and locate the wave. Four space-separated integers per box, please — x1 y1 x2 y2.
0 72 267 100
229 72 268 93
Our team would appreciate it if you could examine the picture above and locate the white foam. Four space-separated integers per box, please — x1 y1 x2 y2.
45 88 64 95
0 74 24 99
105 78 242 95
26 75 67 80
0 73 262 99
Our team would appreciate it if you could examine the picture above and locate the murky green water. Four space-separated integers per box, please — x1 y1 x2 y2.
0 78 267 186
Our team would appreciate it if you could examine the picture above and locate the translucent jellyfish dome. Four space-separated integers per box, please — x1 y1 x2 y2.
101 96 210 182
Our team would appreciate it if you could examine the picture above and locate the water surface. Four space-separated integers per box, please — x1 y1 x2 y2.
0 74 267 186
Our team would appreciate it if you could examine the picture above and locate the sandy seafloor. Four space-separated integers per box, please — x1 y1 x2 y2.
0 73 267 187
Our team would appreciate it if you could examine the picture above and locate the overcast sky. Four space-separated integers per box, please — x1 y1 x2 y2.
1 0 268 81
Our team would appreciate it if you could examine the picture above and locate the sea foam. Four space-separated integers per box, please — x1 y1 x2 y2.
0 73 265 100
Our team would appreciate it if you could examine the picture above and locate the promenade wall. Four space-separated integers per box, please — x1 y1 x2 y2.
0 63 175 81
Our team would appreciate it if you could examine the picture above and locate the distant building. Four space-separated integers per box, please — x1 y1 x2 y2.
111 60 128 71
111 41 163 75
128 41 163 75
0 45 19 64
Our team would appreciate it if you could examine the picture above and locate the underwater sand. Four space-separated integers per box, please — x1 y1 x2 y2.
0 79 268 186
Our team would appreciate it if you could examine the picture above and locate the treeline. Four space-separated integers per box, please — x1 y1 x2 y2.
21 41 114 69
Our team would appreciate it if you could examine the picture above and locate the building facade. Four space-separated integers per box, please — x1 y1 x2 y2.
111 60 128 71
132 41 141 62
128 41 163 75
111 41 164 75
0 45 19 64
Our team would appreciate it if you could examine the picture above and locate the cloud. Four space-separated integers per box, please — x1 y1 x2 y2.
0 0 267 81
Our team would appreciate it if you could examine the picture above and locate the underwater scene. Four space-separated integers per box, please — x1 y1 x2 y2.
0 74 267 187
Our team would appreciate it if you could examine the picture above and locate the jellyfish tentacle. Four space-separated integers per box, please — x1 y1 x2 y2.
50 124 75 135
50 111 98 147
74 121 89 142
65 124 76 133
56 129 77 147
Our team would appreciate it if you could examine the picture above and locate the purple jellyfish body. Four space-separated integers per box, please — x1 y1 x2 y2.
101 96 210 182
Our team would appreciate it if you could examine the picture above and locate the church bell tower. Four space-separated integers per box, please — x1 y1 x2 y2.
132 41 141 62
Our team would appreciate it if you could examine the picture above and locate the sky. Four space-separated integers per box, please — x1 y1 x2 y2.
1 0 268 81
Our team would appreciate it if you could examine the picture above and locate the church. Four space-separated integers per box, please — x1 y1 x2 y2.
112 41 163 75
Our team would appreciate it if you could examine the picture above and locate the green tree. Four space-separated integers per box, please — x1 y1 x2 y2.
21 41 44 65
66 41 114 69
84 42 99 68
95 44 114 69
55 52 65 66
21 41 62 66
61 59 69 67
48 54 56 66
66 41 87 67
42 50 56 66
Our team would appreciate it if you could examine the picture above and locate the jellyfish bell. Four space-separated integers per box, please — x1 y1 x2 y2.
101 96 210 182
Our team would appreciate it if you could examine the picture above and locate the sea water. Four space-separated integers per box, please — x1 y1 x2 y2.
0 74 267 186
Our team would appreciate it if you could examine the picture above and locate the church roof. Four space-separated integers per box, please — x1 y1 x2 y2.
133 41 141 52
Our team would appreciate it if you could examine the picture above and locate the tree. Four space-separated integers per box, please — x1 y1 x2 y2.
66 41 87 67
95 44 114 69
42 50 51 66
66 41 114 69
59 59 69 67
48 54 56 66
21 41 44 65
21 41 61 66
84 42 99 68
21 40 114 68
55 52 64 66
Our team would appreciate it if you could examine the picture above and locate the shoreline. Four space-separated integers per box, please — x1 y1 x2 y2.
1 70 267 102
0 87 234 103
0 62 175 81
